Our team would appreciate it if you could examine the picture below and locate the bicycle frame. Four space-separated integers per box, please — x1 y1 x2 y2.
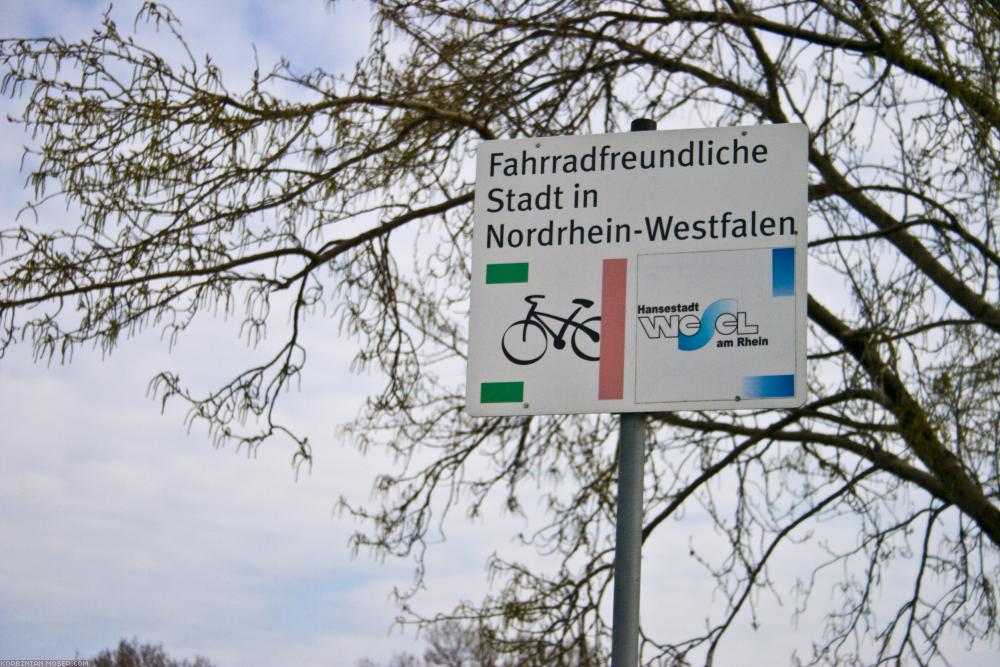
520 295 595 348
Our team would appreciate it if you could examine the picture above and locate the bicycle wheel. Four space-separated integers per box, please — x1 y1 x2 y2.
502 320 548 365
570 315 601 361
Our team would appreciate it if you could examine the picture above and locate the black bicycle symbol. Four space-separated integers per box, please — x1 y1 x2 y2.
501 295 601 365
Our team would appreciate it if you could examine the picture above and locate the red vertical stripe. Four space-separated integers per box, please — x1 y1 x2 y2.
599 258 627 400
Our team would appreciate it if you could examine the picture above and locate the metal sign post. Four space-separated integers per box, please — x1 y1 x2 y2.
610 411 646 667
610 118 655 667
467 117 808 666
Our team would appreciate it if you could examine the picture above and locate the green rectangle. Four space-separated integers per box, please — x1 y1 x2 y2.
480 381 524 403
486 262 529 284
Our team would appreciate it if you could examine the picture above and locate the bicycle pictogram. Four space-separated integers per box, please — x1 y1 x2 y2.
501 294 601 365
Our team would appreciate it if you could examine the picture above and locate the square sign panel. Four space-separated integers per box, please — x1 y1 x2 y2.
467 124 808 416
634 248 798 405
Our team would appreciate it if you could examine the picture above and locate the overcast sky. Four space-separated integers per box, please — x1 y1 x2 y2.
0 2 512 665
1 2 997 667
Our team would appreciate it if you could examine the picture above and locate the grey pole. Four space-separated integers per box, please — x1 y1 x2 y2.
610 412 646 667
610 117 656 667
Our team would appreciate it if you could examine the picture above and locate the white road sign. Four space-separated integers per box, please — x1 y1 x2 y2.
467 124 808 416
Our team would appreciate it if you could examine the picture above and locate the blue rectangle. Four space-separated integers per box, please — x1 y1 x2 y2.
772 247 795 296
743 374 795 398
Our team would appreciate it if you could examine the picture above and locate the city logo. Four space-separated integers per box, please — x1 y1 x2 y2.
638 298 767 350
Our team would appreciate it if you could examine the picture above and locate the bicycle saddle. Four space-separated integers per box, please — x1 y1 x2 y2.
572 298 594 308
